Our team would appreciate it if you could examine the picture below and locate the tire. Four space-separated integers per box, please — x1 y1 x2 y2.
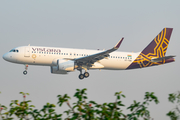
79 74 84 80
84 72 89 78
23 71 27 75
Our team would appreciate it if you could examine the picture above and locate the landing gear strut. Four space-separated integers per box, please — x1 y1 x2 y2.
78 68 90 80
23 64 28 75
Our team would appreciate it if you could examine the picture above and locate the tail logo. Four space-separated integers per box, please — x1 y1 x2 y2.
128 28 173 69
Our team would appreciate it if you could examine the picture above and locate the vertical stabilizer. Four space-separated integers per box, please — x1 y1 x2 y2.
127 28 174 69
141 28 173 58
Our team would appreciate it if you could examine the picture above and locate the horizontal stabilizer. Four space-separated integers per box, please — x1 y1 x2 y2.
151 55 175 62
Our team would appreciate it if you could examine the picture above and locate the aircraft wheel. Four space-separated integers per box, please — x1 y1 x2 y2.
79 74 84 80
84 72 89 78
23 71 27 75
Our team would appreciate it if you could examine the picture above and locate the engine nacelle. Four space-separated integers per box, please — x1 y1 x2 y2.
51 59 75 74
51 66 67 74
58 60 75 71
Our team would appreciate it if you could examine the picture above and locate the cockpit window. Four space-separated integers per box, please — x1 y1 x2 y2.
9 49 14 52
9 49 19 52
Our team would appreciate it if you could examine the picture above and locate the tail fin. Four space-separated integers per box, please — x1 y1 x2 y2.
141 28 173 58
127 28 174 69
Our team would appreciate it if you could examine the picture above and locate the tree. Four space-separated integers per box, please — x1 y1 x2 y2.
0 88 159 120
167 91 180 120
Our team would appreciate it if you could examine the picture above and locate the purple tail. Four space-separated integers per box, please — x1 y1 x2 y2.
127 28 174 69
141 28 173 57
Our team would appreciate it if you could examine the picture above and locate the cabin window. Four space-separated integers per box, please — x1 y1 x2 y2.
66 53 68 55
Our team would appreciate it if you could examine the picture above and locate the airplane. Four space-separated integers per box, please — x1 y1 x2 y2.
2 28 175 80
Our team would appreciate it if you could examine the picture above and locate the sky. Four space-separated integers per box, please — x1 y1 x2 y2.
0 0 179 119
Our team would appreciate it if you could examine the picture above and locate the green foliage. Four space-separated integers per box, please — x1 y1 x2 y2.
167 91 180 120
56 89 157 119
5 89 179 120
7 92 34 119
167 111 179 120
126 92 159 120
34 103 62 120
168 92 180 103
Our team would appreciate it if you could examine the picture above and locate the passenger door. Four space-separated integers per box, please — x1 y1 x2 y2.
24 47 30 57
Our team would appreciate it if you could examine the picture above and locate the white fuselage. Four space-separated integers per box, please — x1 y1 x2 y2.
3 46 140 70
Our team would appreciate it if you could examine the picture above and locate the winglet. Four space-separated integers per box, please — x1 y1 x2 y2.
114 37 124 49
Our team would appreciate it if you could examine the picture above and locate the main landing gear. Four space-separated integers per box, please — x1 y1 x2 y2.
78 69 90 80
23 64 28 75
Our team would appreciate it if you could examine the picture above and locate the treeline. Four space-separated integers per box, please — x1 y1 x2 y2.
0 89 179 120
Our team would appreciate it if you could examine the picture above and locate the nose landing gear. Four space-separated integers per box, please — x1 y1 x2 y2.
23 64 28 75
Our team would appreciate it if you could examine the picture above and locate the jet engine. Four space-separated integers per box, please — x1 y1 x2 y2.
51 59 75 74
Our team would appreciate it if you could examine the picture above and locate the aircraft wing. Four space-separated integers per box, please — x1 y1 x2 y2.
74 38 124 66
151 55 176 62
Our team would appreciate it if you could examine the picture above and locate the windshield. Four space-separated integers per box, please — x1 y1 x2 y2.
9 49 19 52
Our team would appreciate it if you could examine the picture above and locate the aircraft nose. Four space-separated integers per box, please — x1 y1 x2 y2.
2 53 9 61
